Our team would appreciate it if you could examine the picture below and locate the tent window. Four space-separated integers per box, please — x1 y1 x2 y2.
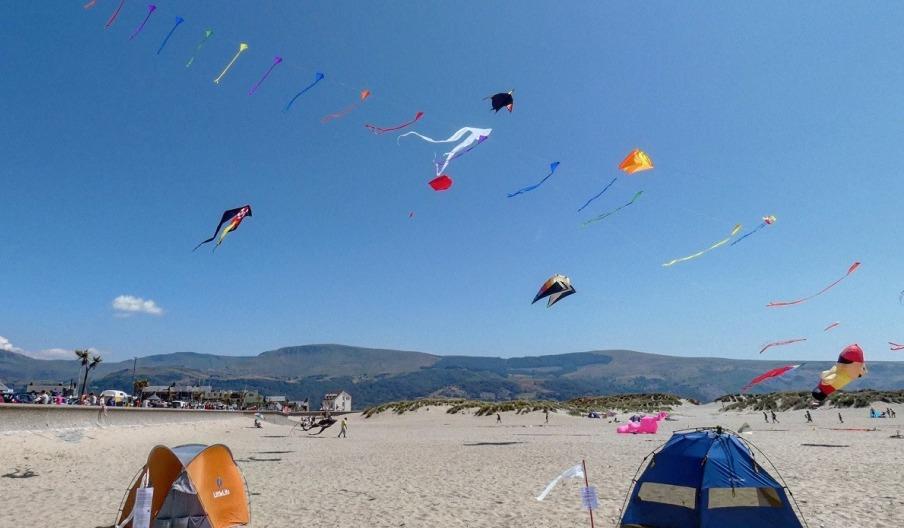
637 482 696 509
708 487 783 509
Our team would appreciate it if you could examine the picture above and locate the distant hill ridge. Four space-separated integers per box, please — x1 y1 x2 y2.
2 344 902 406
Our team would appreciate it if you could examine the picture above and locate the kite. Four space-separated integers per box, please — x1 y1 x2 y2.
899 290 904 304
741 364 802 392
889 342 904 351
759 338 807 354
767 262 861 308
185 29 213 68
128 4 156 41
507 162 561 198
532 274 576 308
214 42 249 85
399 127 492 177
581 191 643 226
156 16 184 55
193 205 252 251
104 0 126 29
662 224 742 267
824 322 840 332
619 149 654 174
485 91 514 113
428 175 453 191
536 464 584 501
321 89 371 124
730 215 777 247
812 344 866 401
248 56 283 96
83 0 97 9
408 211 415 219
284 72 325 112
577 177 617 213
364 111 424 135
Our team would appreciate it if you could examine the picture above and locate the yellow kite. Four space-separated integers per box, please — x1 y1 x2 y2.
618 149 654 174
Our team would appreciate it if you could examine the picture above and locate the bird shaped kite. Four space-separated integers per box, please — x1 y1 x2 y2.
812 344 867 401
194 205 252 251
618 149 654 174
532 275 576 308
485 91 514 113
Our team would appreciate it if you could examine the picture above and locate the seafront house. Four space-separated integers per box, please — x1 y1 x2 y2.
141 385 212 404
321 390 352 412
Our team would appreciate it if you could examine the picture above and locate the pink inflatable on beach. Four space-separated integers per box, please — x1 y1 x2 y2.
617 412 669 434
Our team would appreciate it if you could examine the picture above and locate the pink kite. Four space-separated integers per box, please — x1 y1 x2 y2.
889 342 904 351
364 111 424 135
105 0 126 28
321 90 371 124
824 322 840 332
759 338 807 354
741 364 802 392
767 262 861 308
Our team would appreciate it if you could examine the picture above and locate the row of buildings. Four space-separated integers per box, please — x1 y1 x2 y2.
0 379 352 412
137 385 352 412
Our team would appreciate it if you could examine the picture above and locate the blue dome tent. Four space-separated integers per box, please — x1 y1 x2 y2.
619 428 806 528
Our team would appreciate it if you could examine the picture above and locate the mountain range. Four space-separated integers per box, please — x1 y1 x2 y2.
2 345 902 406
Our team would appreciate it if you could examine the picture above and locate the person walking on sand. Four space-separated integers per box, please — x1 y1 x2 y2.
805 410 813 423
763 411 769 423
544 409 549 424
496 413 502 424
337 417 348 438
838 412 844 424
770 411 779 424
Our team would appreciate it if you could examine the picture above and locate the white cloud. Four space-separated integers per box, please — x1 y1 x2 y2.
112 295 164 317
0 336 23 353
0 337 95 360
24 348 79 360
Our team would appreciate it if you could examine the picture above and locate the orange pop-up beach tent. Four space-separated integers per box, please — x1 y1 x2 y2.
115 444 250 528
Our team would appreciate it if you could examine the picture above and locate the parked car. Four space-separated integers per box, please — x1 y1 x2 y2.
170 400 188 409
8 393 35 404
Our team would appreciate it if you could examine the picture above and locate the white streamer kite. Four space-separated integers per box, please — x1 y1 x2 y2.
536 463 584 501
399 127 492 176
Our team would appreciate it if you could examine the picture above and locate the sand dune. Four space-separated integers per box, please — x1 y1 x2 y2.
1 403 901 527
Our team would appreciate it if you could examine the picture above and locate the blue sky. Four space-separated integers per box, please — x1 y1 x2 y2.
2 2 904 362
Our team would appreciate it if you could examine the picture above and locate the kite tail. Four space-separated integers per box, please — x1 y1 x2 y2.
577 177 617 212
193 237 215 252
729 222 766 247
105 0 126 29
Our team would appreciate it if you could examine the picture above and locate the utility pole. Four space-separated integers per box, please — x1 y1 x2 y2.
131 357 137 390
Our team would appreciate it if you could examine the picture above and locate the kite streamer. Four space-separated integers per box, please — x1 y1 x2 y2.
248 56 283 96
759 338 807 354
730 215 776 247
507 162 561 198
104 0 126 29
824 322 840 332
582 191 643 226
321 90 370 124
399 127 492 177
214 42 249 85
577 177 617 213
84 0 97 9
185 29 213 68
767 262 861 308
364 111 424 135
742 364 802 392
128 4 156 41
156 16 184 55
662 224 742 267
284 72 325 112
889 342 904 351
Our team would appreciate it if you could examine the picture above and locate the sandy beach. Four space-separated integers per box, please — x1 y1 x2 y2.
1 403 902 527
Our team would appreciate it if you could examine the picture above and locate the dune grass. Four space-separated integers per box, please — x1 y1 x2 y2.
362 393 687 418
715 389 904 412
